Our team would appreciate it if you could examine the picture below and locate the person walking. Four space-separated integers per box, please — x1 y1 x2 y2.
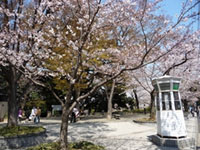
29 106 37 122
190 106 195 117
18 108 23 122
71 107 79 123
36 107 41 123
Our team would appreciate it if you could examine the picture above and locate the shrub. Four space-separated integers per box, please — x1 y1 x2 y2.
70 141 104 150
0 126 45 137
27 141 105 150
132 109 144 113
122 109 131 113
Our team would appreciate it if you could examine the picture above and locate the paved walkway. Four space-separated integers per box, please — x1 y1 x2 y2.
39 115 199 150
0 115 199 150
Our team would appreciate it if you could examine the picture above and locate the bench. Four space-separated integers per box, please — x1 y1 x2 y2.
112 112 121 119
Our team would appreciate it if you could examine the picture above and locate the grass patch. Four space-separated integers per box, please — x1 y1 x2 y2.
0 126 45 137
27 141 105 150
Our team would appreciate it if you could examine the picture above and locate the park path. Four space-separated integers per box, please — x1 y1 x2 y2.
0 114 199 150
40 115 198 150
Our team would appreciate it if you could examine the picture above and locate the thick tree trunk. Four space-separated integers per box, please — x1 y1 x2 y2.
7 67 18 127
133 90 139 109
107 80 115 120
149 90 156 120
60 105 69 150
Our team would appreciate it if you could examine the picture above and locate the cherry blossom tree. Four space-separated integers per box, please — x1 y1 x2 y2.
1 0 200 149
0 0 31 126
126 30 200 119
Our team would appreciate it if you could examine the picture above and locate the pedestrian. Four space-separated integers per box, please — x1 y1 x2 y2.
36 107 41 123
71 110 76 123
190 106 194 117
18 108 23 122
71 107 79 123
144 108 146 114
114 103 118 109
144 104 146 115
29 106 37 122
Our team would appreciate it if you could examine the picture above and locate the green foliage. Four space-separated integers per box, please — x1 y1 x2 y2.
26 99 46 108
52 110 62 117
146 106 151 113
24 90 48 117
122 109 132 113
27 141 105 150
0 126 45 137
132 109 145 113
27 142 61 150
131 107 150 113
25 99 47 117
30 91 40 100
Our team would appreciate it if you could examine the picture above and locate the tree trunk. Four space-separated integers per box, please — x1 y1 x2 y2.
107 80 116 120
149 90 156 120
60 105 69 150
133 90 139 109
7 67 18 127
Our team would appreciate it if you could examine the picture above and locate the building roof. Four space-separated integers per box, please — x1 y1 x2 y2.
152 75 181 85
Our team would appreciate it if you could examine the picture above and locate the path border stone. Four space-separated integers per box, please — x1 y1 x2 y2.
150 134 195 149
0 128 46 149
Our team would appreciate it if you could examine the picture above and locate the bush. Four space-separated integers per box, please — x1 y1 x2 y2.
122 109 131 113
52 110 62 117
0 126 45 137
146 107 151 113
132 109 144 113
27 141 105 150
132 107 151 114
27 142 60 150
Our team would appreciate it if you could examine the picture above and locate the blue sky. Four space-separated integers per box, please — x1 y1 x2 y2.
159 0 199 30
25 0 199 30
160 1 182 17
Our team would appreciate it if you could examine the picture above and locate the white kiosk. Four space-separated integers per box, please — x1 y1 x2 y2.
151 76 193 148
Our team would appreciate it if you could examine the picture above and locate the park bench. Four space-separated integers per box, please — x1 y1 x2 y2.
112 112 121 119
